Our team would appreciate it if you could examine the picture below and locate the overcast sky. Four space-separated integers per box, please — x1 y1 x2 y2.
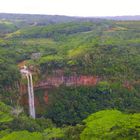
0 0 140 17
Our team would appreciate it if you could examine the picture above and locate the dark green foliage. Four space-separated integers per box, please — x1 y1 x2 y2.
10 116 43 132
63 124 85 140
0 102 13 124
0 61 20 104
0 21 17 35
44 83 140 125
0 62 20 87
0 102 54 132
0 102 13 131
13 117 54 132
8 22 96 39
45 86 97 125
43 128 64 140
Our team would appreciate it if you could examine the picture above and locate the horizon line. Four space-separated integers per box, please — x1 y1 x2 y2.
0 12 140 18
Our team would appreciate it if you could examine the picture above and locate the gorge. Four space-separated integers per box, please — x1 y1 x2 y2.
0 13 140 139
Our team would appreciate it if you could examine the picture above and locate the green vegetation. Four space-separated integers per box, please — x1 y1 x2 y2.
1 19 139 81
0 102 13 123
0 131 42 140
0 14 140 139
0 102 140 140
81 110 140 140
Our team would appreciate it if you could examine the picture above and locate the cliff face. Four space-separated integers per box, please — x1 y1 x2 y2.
19 84 27 94
19 75 100 94
35 75 100 89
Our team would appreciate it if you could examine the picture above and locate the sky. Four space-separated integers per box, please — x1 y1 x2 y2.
0 0 140 17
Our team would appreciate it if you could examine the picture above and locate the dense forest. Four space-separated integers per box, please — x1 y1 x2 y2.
0 13 140 139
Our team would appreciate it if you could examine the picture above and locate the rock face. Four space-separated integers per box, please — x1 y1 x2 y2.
19 84 27 94
43 92 49 104
35 75 100 89
20 74 100 94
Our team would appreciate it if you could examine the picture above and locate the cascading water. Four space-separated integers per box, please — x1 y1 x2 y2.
20 67 35 118
26 73 35 118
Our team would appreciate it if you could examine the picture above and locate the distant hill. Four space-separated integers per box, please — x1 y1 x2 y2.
0 13 140 24
100 15 140 21
0 13 103 28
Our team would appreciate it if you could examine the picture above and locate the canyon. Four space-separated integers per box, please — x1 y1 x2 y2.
19 64 100 116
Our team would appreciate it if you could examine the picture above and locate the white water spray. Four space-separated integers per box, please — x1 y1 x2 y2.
21 67 35 118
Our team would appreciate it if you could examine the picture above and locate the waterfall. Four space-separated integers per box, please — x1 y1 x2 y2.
20 66 36 118
26 73 36 119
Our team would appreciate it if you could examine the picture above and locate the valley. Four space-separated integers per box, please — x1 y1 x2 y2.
0 13 140 139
